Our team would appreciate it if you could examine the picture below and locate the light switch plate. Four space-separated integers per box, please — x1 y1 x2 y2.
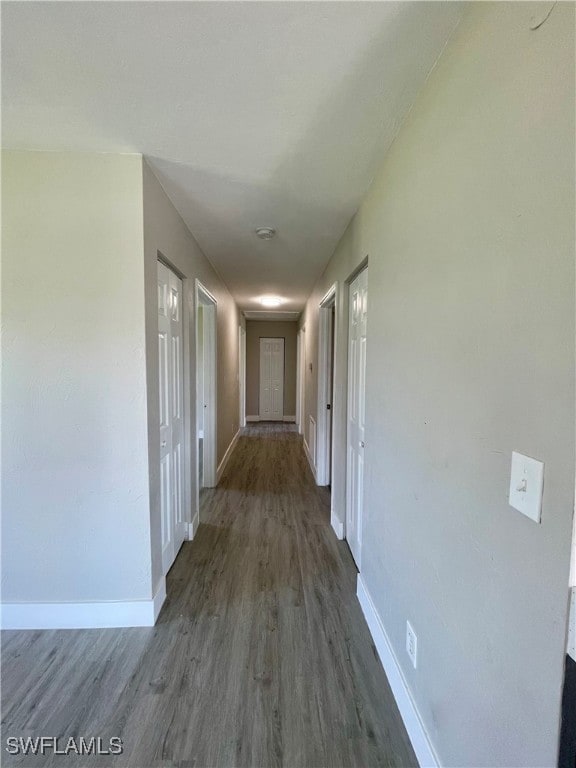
509 451 544 523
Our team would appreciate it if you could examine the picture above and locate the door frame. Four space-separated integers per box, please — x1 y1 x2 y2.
296 326 306 435
195 279 217 519
316 283 337 486
239 325 246 429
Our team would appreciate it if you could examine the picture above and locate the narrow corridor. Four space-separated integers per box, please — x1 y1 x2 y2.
2 425 416 767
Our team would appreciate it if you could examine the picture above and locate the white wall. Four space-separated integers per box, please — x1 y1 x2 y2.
2 151 153 604
301 4 575 765
142 160 241 590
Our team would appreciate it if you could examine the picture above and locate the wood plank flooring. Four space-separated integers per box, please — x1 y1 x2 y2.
1 424 416 768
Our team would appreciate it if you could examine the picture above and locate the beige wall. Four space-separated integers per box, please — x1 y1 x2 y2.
2 151 152 602
142 160 241 587
300 4 575 765
246 321 297 418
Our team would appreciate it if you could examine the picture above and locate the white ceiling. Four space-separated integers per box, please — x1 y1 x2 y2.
2 1 461 312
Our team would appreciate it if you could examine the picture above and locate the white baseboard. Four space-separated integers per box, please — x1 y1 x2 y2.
217 429 240 483
187 510 200 540
246 415 295 423
153 577 167 622
186 509 200 541
303 438 317 481
356 574 439 768
1 578 167 630
330 513 344 540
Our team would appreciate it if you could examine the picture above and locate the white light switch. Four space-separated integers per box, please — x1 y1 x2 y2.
509 451 544 523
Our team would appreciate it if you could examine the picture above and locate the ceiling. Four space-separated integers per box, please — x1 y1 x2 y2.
2 1 462 312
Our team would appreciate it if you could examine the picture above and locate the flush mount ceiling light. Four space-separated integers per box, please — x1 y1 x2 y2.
259 296 283 308
255 227 276 240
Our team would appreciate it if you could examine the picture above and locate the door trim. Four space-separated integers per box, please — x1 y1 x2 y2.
195 279 217 519
316 283 337 486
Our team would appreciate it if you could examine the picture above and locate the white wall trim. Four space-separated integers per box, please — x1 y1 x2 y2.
247 415 295 424
303 437 317 482
153 577 167 622
357 574 439 768
296 326 306 435
330 513 344 539
195 278 217 505
186 510 200 541
217 429 240 483
316 283 337 487
1 578 167 630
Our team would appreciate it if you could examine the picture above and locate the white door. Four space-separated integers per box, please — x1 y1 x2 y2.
346 267 368 567
259 338 284 420
158 260 186 575
328 307 335 483
239 326 246 428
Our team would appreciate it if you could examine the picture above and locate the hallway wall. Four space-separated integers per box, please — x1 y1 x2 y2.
300 3 575 766
2 151 152 605
245 320 297 419
143 160 242 589
1 152 242 621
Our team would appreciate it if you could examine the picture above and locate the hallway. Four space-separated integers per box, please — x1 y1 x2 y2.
2 425 416 768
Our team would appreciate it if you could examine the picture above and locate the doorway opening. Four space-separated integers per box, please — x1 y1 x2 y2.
345 265 368 569
195 280 217 521
317 284 337 487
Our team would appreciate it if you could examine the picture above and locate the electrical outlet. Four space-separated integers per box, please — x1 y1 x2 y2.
406 621 418 669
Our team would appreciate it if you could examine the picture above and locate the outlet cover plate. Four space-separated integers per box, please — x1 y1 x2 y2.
406 620 417 669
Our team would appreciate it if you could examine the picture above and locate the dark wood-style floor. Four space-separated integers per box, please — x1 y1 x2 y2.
2 424 416 768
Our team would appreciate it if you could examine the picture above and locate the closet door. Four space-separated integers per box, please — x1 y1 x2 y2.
158 260 185 575
346 267 368 567
259 338 284 420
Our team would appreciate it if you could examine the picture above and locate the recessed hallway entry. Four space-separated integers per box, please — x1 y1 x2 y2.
2 425 416 768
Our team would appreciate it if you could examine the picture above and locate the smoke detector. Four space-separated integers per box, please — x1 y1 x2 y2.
255 227 276 240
